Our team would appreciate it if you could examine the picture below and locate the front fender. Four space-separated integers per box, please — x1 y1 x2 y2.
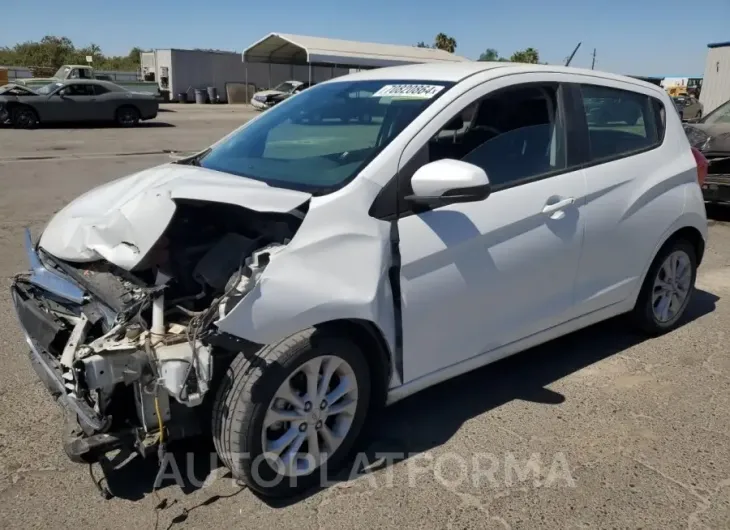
215 184 396 357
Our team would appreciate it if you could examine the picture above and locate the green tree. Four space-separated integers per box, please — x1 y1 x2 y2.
0 36 144 72
478 48 500 61
509 47 540 64
127 47 144 65
415 41 431 48
434 33 457 53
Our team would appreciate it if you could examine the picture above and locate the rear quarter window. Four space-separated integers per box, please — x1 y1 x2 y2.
579 84 665 163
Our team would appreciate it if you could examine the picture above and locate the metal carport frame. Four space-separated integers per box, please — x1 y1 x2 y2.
241 32 470 96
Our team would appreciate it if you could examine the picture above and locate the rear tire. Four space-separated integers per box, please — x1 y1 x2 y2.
11 106 39 129
115 106 140 127
212 328 371 497
631 239 697 335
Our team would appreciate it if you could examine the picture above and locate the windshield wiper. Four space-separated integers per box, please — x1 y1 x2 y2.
175 147 211 166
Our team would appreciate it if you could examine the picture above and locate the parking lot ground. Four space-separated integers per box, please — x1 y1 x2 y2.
0 103 259 161
1 107 730 529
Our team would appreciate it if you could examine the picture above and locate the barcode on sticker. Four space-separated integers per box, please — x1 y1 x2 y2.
372 84 444 98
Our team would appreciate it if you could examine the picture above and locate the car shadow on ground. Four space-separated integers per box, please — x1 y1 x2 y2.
97 289 719 505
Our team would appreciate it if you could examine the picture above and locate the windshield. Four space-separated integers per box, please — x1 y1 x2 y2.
273 82 298 93
198 80 452 194
703 99 730 125
53 66 70 79
36 82 63 95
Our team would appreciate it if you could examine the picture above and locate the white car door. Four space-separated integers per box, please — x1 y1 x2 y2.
390 74 588 383
569 81 691 315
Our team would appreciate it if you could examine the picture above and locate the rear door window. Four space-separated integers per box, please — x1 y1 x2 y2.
93 84 110 95
579 84 664 163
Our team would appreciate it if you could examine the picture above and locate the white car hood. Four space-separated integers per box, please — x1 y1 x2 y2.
254 90 285 98
39 163 311 270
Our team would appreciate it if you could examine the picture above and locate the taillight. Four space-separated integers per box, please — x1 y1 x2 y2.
691 146 709 187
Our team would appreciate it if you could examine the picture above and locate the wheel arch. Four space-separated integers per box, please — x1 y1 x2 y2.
6 102 39 119
115 103 140 119
116 103 140 112
314 318 393 412
634 216 707 306
663 225 705 266
209 318 394 414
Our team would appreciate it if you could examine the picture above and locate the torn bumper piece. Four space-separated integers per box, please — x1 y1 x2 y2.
10 285 132 462
15 285 105 432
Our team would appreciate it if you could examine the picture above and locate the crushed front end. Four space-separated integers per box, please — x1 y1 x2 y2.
684 123 730 204
11 199 301 464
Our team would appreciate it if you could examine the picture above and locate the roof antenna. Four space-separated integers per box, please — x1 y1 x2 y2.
564 42 582 67
591 48 597 70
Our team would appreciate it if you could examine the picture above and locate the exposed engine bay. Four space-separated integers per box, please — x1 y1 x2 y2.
12 199 303 460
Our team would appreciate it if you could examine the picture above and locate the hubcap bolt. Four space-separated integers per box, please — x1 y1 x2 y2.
320 400 327 410
304 401 312 412
299 423 307 432
315 421 323 430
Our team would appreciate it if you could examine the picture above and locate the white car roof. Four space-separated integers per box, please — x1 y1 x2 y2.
324 62 666 95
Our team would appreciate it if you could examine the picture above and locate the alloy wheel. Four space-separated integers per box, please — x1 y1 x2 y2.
118 108 138 126
14 109 38 128
261 355 359 477
652 250 692 323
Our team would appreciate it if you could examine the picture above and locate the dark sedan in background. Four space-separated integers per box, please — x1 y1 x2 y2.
0 79 158 129
684 98 730 204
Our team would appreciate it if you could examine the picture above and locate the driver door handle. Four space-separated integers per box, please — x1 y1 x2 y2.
542 197 575 218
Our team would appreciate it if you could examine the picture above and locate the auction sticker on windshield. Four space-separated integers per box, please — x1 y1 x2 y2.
372 84 445 98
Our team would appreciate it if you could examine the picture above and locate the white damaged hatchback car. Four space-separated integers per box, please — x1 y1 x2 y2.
11 62 709 497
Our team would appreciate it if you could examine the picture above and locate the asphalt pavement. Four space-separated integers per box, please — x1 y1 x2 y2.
1 106 729 530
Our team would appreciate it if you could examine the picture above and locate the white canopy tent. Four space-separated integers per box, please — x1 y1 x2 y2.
242 32 470 87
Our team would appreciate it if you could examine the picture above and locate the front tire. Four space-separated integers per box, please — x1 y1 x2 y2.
11 106 39 129
213 329 371 497
115 105 140 127
631 239 697 335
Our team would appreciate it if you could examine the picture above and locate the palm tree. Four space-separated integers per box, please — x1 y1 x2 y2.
434 33 457 53
510 48 539 64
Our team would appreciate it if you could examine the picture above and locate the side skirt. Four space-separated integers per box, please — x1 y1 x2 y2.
386 299 633 406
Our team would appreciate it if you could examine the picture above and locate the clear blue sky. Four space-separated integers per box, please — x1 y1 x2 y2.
2 0 728 76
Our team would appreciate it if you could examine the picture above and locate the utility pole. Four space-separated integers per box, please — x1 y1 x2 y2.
591 48 596 70
564 42 582 67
